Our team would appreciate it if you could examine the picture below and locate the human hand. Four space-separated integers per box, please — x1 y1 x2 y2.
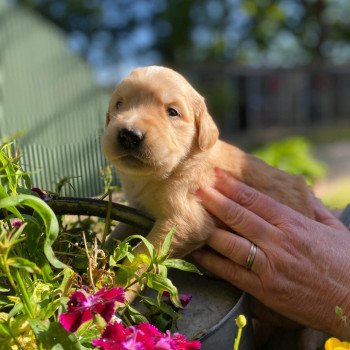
194 169 350 339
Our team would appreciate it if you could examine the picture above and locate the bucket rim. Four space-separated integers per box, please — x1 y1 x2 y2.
199 290 246 341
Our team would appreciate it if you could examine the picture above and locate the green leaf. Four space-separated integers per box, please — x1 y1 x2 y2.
160 225 176 257
75 319 99 341
149 313 173 333
8 302 23 318
29 319 82 350
163 259 202 274
123 234 155 258
141 296 179 318
7 222 27 247
114 264 140 287
0 295 12 308
0 151 17 194
0 185 8 199
0 185 23 219
125 304 149 324
111 241 134 264
7 257 41 273
58 268 76 295
157 264 168 277
0 194 66 269
145 272 182 308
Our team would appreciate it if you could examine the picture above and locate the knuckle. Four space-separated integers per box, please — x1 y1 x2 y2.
221 202 246 229
222 237 239 258
238 187 259 208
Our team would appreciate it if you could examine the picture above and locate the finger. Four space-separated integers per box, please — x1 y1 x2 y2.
206 228 267 275
214 168 293 225
192 248 263 296
197 186 277 243
309 192 347 230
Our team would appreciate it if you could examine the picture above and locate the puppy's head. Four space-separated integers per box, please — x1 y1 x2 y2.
102 66 219 177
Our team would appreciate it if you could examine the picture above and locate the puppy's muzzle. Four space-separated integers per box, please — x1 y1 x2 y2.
118 128 144 151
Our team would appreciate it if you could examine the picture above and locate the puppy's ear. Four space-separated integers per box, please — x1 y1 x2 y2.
105 112 111 127
194 95 219 151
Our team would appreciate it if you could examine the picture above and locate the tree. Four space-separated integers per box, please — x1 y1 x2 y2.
16 0 350 69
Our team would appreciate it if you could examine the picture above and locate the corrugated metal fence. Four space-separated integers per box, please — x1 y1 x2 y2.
0 4 112 197
20 130 108 196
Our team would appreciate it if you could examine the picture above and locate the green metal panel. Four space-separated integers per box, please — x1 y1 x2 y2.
0 2 114 196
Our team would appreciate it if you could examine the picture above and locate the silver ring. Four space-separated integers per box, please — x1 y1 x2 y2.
246 243 257 270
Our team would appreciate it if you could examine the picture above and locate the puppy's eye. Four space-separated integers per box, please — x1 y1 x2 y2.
116 101 123 110
167 107 179 117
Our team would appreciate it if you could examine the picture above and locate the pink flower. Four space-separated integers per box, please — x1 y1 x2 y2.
12 220 23 228
59 287 125 332
92 322 200 350
172 333 201 350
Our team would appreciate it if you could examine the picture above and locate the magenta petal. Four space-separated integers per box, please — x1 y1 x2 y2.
91 338 116 350
102 321 127 341
162 291 170 298
59 308 93 332
173 333 201 350
95 287 125 303
92 322 126 349
93 301 116 323
67 290 88 310
138 323 162 338
12 220 23 228
179 294 192 308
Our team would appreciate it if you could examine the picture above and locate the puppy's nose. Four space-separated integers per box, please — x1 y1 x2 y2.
118 128 144 151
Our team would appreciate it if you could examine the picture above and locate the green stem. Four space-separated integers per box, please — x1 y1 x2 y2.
121 311 132 327
82 232 95 290
0 322 11 338
101 191 112 247
233 328 242 350
1 256 16 291
13 269 35 319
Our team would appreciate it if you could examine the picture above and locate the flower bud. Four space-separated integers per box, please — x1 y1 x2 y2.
235 314 247 328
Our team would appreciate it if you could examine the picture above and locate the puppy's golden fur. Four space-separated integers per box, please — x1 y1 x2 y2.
102 65 313 258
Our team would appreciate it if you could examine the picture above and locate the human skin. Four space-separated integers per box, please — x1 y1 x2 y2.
193 168 350 339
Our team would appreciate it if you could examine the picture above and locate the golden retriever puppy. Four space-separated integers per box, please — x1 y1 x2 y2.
102 65 314 259
102 65 323 349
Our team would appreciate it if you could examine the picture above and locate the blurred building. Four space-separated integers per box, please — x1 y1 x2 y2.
189 64 350 138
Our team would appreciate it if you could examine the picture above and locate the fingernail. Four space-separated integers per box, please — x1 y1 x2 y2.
214 167 227 179
196 187 204 196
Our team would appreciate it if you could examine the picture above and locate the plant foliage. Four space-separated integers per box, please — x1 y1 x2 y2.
254 136 326 186
0 139 201 349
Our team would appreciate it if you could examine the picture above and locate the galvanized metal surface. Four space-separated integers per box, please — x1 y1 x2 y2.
0 3 112 197
167 270 255 350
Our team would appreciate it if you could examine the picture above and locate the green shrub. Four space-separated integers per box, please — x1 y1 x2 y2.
254 136 327 186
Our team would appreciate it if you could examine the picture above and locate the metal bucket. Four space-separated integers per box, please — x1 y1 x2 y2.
169 270 255 349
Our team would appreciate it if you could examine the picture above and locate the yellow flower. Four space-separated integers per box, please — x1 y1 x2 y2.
325 337 350 350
